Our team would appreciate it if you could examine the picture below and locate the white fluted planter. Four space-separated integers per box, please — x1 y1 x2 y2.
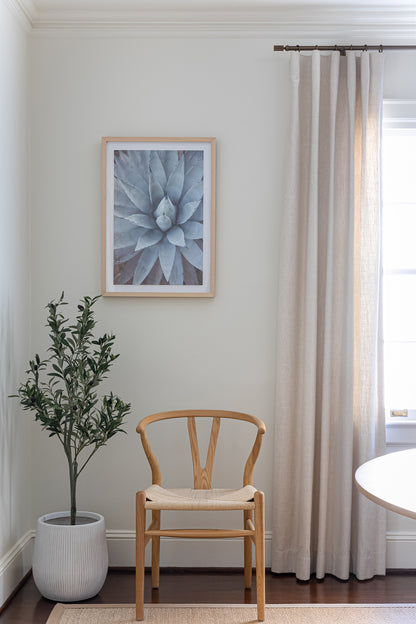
33 511 108 602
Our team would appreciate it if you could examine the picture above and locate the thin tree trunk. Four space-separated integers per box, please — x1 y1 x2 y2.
68 459 78 525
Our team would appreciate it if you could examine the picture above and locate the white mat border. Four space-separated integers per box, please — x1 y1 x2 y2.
46 602 416 624
50 602 416 609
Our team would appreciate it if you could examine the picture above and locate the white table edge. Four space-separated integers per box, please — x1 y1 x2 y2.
355 451 416 521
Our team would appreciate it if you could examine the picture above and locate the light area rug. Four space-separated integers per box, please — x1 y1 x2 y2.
46 603 416 624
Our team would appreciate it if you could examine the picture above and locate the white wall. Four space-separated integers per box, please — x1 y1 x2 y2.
27 35 416 570
0 0 32 606
29 35 289 565
384 51 416 100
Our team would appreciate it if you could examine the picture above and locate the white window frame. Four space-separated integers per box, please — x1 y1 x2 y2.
383 100 416 448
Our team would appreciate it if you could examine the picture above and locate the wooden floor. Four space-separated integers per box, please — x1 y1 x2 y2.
1 568 415 623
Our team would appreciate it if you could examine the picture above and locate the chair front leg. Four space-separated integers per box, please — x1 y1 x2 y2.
254 491 265 622
151 510 161 589
136 491 146 621
244 509 253 588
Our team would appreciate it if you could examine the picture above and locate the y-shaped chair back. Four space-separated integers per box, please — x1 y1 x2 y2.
137 409 265 488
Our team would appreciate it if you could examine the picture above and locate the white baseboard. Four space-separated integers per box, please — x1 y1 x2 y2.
0 530 34 609
106 530 273 568
386 531 416 569
108 530 416 570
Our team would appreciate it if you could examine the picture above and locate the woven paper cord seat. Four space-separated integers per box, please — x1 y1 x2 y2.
145 484 257 510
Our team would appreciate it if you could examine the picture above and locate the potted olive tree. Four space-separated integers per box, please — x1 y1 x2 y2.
13 293 130 601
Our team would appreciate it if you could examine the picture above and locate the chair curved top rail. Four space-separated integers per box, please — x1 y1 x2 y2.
137 409 266 434
137 409 266 489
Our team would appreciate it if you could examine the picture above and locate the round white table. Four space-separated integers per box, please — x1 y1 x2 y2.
355 448 416 520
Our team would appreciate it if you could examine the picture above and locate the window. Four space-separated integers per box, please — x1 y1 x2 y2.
383 101 416 442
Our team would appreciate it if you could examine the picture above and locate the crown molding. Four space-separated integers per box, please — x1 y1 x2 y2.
5 0 416 39
29 22 416 42
1 0 34 30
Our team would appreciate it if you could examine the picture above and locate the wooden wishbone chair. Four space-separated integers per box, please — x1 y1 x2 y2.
135 409 266 621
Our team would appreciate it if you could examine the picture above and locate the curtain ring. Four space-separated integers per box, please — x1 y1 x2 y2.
364 44 368 52
296 44 300 52
379 44 384 53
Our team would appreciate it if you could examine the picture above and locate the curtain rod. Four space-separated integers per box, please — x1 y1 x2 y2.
274 45 416 55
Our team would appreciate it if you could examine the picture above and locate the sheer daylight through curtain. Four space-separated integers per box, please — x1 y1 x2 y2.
272 50 386 580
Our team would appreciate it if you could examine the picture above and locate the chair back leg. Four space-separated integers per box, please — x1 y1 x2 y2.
243 509 253 588
152 510 161 589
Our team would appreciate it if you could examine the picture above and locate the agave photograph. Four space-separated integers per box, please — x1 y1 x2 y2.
102 138 215 297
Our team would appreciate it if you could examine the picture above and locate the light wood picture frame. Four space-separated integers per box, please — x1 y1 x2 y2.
102 137 215 297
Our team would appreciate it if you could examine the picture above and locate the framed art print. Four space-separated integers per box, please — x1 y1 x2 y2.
102 137 215 297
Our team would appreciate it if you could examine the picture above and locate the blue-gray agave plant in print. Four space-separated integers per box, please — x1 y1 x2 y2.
114 149 204 286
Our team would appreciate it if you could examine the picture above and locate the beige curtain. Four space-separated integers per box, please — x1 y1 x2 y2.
272 50 386 580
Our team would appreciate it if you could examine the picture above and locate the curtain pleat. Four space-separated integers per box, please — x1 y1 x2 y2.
272 50 386 581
